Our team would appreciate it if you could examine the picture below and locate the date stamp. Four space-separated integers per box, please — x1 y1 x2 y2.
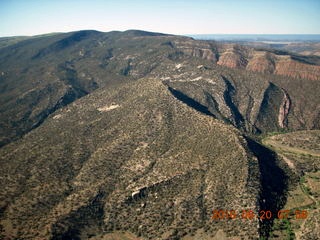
211 209 308 221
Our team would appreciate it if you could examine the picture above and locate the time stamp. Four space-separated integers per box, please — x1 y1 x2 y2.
211 209 308 221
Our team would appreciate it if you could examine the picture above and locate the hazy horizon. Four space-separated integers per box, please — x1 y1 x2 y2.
188 33 320 41
1 0 319 37
2 31 320 43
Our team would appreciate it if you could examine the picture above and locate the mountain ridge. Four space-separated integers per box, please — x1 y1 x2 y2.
0 77 265 239
0 29 319 239
1 30 319 147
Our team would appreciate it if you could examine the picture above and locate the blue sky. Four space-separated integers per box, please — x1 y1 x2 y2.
0 0 319 37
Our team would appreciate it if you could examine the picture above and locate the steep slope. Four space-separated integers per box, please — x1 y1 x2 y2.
0 30 180 146
1 30 319 147
1 77 265 239
175 40 320 80
153 59 320 134
1 30 316 240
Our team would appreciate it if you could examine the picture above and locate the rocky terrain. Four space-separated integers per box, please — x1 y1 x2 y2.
175 40 320 81
0 77 264 239
1 30 320 148
0 30 319 239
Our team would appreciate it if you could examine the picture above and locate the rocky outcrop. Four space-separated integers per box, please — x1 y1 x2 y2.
215 46 320 81
163 66 319 134
217 51 248 68
278 89 291 128
217 45 249 69
246 52 275 74
275 55 320 81
173 40 320 81
183 47 216 62
174 39 217 62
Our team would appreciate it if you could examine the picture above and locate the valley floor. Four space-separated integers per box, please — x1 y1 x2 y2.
263 130 320 239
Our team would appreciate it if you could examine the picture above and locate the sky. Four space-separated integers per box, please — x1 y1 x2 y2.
0 0 319 37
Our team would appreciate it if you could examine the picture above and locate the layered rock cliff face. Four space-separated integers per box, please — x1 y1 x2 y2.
174 39 217 62
174 40 320 81
278 89 291 129
274 55 320 80
246 51 276 74
217 51 248 69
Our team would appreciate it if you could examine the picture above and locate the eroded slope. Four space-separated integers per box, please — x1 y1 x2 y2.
0 78 261 239
1 31 320 147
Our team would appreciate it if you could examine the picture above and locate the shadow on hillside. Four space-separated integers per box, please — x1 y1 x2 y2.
167 86 215 117
245 137 290 239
